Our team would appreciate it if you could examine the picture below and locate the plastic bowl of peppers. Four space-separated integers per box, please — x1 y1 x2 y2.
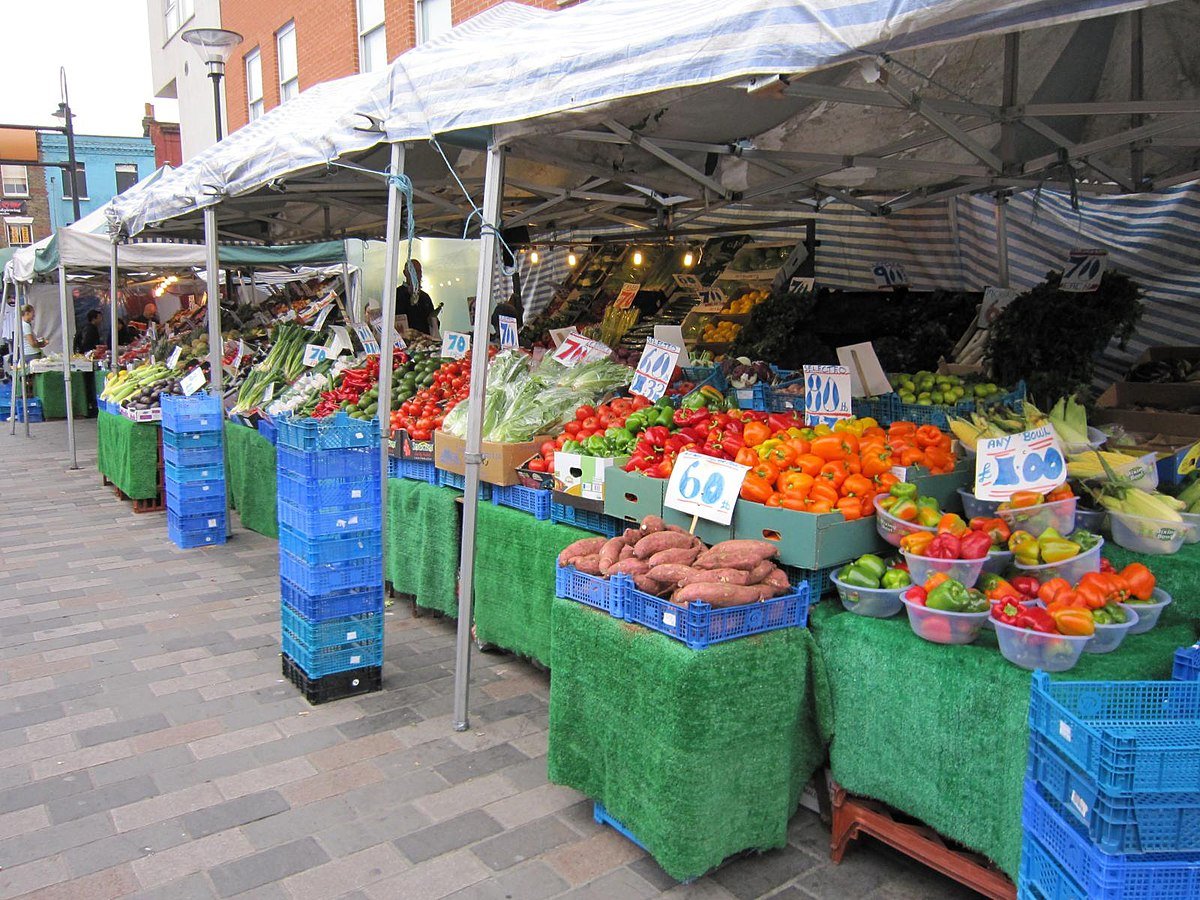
1010 527 1104 584
831 553 911 618
899 514 993 588
995 486 1078 537
873 483 940 547
901 574 992 644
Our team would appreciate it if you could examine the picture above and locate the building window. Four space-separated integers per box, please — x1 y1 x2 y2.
115 163 139 195
164 0 194 37
357 0 387 73
246 49 264 121
277 22 298 102
6 219 33 247
62 162 88 201
1 165 29 198
415 0 453 44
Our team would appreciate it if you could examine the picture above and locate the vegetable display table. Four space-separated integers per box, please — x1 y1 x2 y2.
385 480 461 617
96 410 161 503
810 593 1196 882
473 502 590 668
223 421 275 539
548 596 828 881
33 371 88 418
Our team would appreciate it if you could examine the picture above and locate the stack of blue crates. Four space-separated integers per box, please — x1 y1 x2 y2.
161 393 226 549
1020 672 1200 900
276 413 383 704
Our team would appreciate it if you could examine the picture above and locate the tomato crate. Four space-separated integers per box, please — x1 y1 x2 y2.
276 471 379 511
1028 672 1200 796
1021 779 1200 900
277 498 381 538
280 605 383 650
613 574 809 650
1175 644 1200 682
163 429 222 449
256 417 277 445
281 629 382 679
280 578 383 622
397 458 438 484
550 502 623 537
554 564 622 615
276 412 379 452
161 392 223 432
492 484 551 520
1020 835 1087 900
164 481 226 516
278 524 381 565
279 551 379 594
436 468 490 499
593 802 648 852
163 441 223 468
281 653 381 705
276 444 379 481
167 509 226 549
706 367 798 411
164 459 225 484
164 475 225 504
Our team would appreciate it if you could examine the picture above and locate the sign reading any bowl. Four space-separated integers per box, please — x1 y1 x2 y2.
974 425 1066 501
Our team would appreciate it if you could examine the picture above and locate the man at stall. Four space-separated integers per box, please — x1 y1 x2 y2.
394 260 436 335
21 305 47 360
75 310 102 355
133 301 160 327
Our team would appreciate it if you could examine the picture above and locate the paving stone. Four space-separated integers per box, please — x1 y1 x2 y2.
433 743 529 786
364 848 492 900
0 810 114 868
87 744 196 789
131 828 255 890
558 866 660 899
394 810 505 864
111 782 224 832
542 827 648 885
0 771 93 815
470 814 578 871
314 804 433 858
180 790 290 839
45 775 158 825
61 819 191 877
0 854 70 899
21 862 140 899
336 705 423 740
76 712 170 747
209 837 330 897
24 708 115 742
709 845 821 900
127 872 217 900
215 757 318 801
279 842 409 899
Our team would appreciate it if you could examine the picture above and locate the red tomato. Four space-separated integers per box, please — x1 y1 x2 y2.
576 429 592 440
540 441 556 457
411 427 431 440
632 395 651 410
575 405 596 422
581 416 599 431
555 435 569 448
527 459 547 472
563 421 581 436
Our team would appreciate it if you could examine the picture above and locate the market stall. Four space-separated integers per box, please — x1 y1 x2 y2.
223 421 277 539
96 409 161 505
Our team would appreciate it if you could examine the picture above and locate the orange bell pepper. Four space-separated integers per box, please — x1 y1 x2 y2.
765 492 784 507
784 437 810 459
819 460 848 490
936 513 969 536
889 421 917 438
793 454 824 477
781 496 808 511
900 531 935 555
761 443 798 468
734 446 759 468
1046 483 1075 502
914 425 944 449
899 447 924 467
1008 490 1044 509
1120 562 1155 600
1051 607 1095 636
810 435 847 461
923 571 950 591
739 473 774 504
743 421 771 448
841 474 873 498
860 448 893 478
1075 572 1116 609
778 470 814 499
809 482 839 506
836 497 863 521
874 471 900 491
807 498 834 513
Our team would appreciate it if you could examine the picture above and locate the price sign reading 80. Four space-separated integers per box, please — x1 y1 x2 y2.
629 338 680 403
974 425 1066 501
664 451 749 525
802 364 851 427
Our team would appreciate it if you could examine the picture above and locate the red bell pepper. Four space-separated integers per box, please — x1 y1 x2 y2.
1016 606 1057 633
904 585 927 605
1010 575 1041 599
991 598 1025 626
926 533 961 559
1099 556 1116 574
958 530 992 560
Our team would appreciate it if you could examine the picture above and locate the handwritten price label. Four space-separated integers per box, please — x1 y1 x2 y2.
302 344 328 367
629 338 680 404
974 425 1066 501
166 346 182 370
498 315 518 350
353 323 379 355
441 331 470 359
664 451 749 525
872 262 909 288
180 367 206 397
1061 249 1106 293
551 332 610 368
613 282 641 310
803 365 852 426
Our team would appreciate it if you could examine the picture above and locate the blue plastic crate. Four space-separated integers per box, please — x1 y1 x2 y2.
276 413 378 452
1021 779 1200 900
257 417 277 445
615 575 810 650
163 442 223 467
167 509 226 549
1028 733 1200 853
593 802 647 852
165 459 225 484
1020 835 1087 900
163 429 222 449
164 482 226 516
279 551 380 595
549 502 623 537
852 380 1028 428
784 564 837 601
492 484 551 520
705 367 797 411
765 379 805 415
164 475 225 503
281 653 381 704
277 498 381 538
387 456 402 479
277 444 379 481
281 629 382 679
278 523 381 565
276 471 379 511
280 578 384 623
2 398 43 422
1028 672 1200 796
0 382 10 400
161 392 223 432
554 564 622 615
397 458 438 484
436 468 490 499
280 604 383 649
1175 645 1200 682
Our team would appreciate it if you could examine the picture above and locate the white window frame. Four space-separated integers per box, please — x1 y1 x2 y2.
276 21 299 102
415 0 453 45
115 163 139 195
164 0 194 39
356 0 387 73
1 165 29 198
6 218 34 247
245 49 264 121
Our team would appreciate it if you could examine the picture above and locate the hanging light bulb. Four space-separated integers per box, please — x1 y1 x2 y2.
683 249 695 267
529 249 540 264
567 251 577 267
632 249 644 266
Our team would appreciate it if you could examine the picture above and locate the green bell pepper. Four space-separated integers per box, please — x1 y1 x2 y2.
624 411 647 433
889 482 918 501
852 554 887 581
1069 529 1101 551
839 564 881 589
681 391 708 410
881 568 911 589
926 578 972 612
916 495 939 510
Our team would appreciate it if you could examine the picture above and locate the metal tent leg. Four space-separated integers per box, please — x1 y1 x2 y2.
59 264 78 469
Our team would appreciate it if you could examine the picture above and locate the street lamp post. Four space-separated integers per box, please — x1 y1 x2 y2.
50 69 81 223
181 28 243 142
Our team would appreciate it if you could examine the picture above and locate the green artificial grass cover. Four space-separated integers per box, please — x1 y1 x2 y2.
96 410 159 500
385 479 461 616
548 596 828 881
1105 541 1200 626
810 598 1196 881
223 422 276 539
473 503 591 668
33 371 88 418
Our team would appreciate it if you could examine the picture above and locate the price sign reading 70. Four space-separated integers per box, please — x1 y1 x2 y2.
441 332 470 359
974 425 1066 501
664 451 749 525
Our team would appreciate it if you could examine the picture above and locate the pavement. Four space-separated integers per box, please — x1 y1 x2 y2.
0 417 980 899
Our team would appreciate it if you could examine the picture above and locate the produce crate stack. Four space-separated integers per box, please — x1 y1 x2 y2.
275 413 383 704
161 393 226 549
1019 673 1200 900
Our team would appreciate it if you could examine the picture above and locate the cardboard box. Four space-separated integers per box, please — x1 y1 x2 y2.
553 453 629 501
734 503 886 570
433 431 551 487
603 467 667 524
1134 346 1200 365
551 490 605 516
1092 382 1200 439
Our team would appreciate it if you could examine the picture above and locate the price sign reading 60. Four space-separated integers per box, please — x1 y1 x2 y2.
974 425 1066 501
664 451 749 525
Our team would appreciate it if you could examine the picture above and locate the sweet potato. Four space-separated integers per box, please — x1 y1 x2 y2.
611 558 650 577
622 528 643 544
572 554 602 576
597 536 626 575
678 567 750 586
764 568 791 589
663 523 690 534
694 540 777 570
633 531 695 559
639 515 666 534
672 581 769 607
633 575 664 595
647 546 700 568
558 537 606 567
646 563 699 586
618 544 635 561
746 560 776 584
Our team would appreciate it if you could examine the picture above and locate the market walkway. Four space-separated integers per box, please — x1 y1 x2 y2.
0 419 978 900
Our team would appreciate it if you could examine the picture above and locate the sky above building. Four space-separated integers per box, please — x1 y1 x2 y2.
5 0 179 136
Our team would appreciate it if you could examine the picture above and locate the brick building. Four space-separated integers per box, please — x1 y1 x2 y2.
0 162 52 248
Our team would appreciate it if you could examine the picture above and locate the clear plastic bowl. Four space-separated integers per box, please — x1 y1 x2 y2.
902 551 986 588
1074 507 1107 533
1084 604 1140 654
901 598 991 645
1180 512 1200 545
1012 539 1103 584
997 496 1077 538
958 489 1000 520
1060 426 1108 456
831 574 905 618
981 549 1013 575
1107 510 1187 555
1126 588 1173 635
992 619 1091 671
984 597 1044 630
873 494 936 548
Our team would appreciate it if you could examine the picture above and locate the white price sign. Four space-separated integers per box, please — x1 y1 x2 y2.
551 332 610 368
180 366 206 397
664 451 749 526
1061 249 1106 293
310 303 333 332
441 331 470 359
498 315 518 350
354 323 379 355
629 338 680 404
802 365 852 426
166 346 182 370
872 262 909 288
302 343 328 367
974 425 1067 501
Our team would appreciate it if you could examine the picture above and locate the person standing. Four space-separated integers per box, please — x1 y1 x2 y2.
21 305 47 360
75 310 102 355
394 260 436 335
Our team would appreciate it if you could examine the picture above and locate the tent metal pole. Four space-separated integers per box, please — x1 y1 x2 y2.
203 207 222 393
58 264 78 469
994 195 1010 289
377 143 406 602
11 280 27 437
110 239 119 372
453 143 506 733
